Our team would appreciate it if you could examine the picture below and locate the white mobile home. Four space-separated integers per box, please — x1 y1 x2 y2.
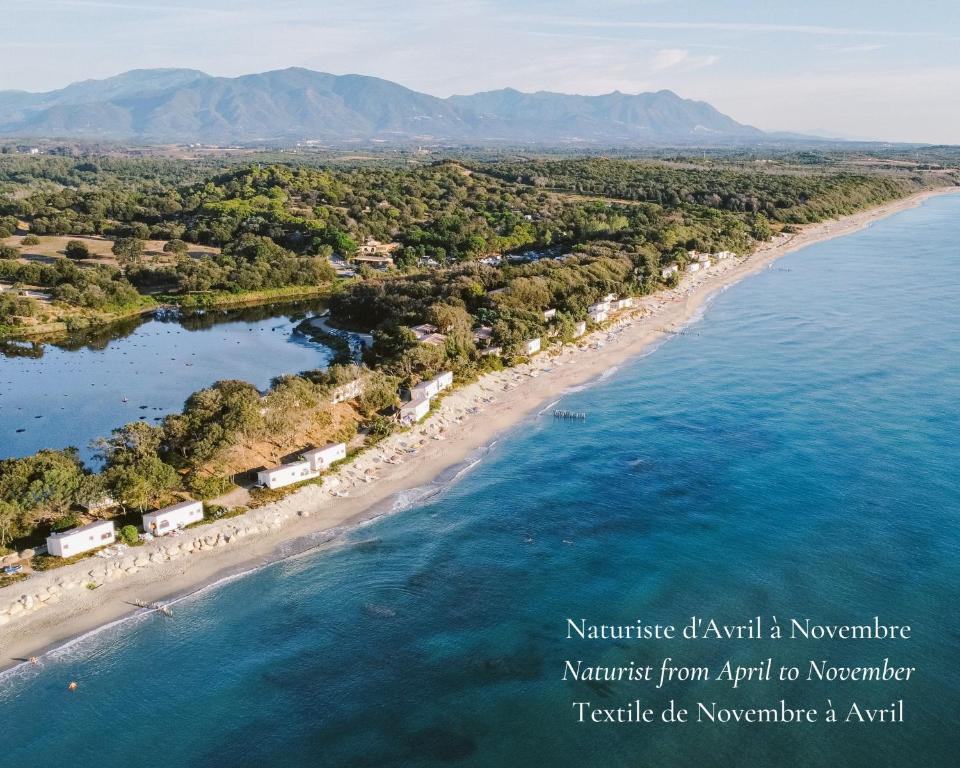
523 338 541 355
572 321 587 338
588 300 611 314
543 308 557 321
143 500 203 536
331 379 364 404
588 308 609 323
615 297 635 310
687 262 702 273
46 520 115 558
257 460 319 490
302 442 347 472
398 396 431 426
410 371 454 401
661 264 679 279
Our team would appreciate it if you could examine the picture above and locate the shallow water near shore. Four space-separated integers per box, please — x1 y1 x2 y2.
3 195 960 766
0 300 333 462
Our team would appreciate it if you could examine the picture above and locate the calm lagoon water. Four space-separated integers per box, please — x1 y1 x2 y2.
2 195 959 766
0 301 333 462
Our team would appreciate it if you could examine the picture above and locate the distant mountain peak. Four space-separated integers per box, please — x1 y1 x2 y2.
0 68 766 146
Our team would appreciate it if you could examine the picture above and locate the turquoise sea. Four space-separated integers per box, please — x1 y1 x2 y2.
2 195 958 766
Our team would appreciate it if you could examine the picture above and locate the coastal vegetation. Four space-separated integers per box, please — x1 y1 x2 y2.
1 153 948 340
1 150 955 552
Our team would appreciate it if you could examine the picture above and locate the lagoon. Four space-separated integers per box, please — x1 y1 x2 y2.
0 301 333 463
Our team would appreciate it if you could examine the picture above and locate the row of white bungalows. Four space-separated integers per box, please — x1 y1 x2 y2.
523 338 541 356
398 396 431 426
588 301 609 323
46 520 115 558
256 441 348 490
143 499 203 536
410 370 454 400
398 371 454 426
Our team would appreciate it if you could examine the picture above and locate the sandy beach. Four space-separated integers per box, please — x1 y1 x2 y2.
1 186 954 673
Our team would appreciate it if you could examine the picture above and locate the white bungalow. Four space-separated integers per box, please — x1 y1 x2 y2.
588 307 609 323
661 264 679 279
687 262 702 273
588 299 611 314
398 396 431 426
143 500 203 536
523 338 541 355
615 297 635 310
715 250 736 260
601 293 617 303
331 379 364 404
46 520 115 558
302 442 347 472
352 254 394 270
257 460 319 490
81 495 117 513
410 371 453 401
543 308 557 321
481 346 502 357
572 321 587 338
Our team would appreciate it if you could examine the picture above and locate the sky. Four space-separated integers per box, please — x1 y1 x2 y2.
2 0 958 143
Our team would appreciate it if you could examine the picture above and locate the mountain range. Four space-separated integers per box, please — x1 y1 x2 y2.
0 68 769 146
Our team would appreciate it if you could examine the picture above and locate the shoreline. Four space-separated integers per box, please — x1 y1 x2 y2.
1 186 955 674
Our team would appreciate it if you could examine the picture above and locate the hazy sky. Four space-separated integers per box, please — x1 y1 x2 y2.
3 0 958 143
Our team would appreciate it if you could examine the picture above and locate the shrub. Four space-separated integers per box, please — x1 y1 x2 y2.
368 415 396 441
187 474 232 498
0 244 18 260
118 525 140 545
163 239 189 256
64 240 91 260
22 234 41 246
